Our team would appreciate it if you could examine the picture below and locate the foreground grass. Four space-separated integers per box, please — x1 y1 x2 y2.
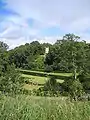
0 95 90 120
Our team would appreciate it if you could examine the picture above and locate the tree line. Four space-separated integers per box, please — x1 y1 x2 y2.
0 33 90 99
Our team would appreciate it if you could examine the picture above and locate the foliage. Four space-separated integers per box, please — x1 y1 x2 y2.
62 79 84 100
0 41 24 95
8 41 52 69
44 33 90 94
45 34 88 77
0 33 90 96
78 72 90 92
44 65 53 72
0 42 9 75
69 80 84 100
42 77 60 96
35 55 44 70
0 41 9 51
0 65 24 94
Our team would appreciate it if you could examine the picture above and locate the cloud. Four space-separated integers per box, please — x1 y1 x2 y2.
0 0 90 49
0 15 40 49
6 0 90 30
68 17 90 33
0 15 39 40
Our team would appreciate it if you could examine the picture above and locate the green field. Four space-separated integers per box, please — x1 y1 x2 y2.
21 73 64 90
22 74 49 84
20 69 72 91
22 74 64 84
21 69 72 76
19 69 72 79
0 95 90 120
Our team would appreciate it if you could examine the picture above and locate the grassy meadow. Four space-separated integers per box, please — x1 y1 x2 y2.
21 73 64 90
21 74 48 84
20 69 72 76
19 69 72 79
0 95 90 120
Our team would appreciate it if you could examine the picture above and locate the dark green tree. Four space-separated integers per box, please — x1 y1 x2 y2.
45 34 87 80
0 65 23 94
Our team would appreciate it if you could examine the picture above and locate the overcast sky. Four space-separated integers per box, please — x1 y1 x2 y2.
0 0 90 49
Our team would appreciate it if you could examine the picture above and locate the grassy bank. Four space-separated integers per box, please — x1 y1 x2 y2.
19 69 72 79
0 95 90 120
22 74 64 91
22 74 64 84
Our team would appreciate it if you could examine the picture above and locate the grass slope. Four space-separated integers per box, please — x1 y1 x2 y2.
22 74 48 84
22 74 64 84
0 95 90 120
19 69 72 79
22 74 64 90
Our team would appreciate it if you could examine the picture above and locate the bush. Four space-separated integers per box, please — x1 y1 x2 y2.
22 89 32 95
61 79 84 101
43 76 60 96
69 79 84 101
0 65 24 95
78 93 90 101
78 72 90 94
44 65 53 72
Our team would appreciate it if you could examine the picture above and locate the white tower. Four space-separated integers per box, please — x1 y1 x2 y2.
45 47 49 54
44 47 49 60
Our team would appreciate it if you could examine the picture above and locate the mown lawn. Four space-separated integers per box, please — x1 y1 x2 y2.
22 74 64 84
22 74 64 90
19 69 72 77
22 74 48 84
0 95 90 120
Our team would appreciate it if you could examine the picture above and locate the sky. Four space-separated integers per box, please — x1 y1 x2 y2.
0 0 90 49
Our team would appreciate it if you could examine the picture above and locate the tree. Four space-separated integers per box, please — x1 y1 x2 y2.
43 76 60 96
0 41 9 51
61 79 84 100
0 41 24 95
63 33 80 41
45 34 87 80
61 34 81 79
69 79 84 101
8 41 51 69
0 41 9 75
0 65 23 94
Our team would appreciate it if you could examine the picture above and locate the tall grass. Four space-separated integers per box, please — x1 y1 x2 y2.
0 95 90 120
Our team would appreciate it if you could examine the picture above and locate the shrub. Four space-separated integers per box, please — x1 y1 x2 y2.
61 79 84 101
0 65 24 95
43 76 60 96
78 93 90 101
69 79 84 101
78 72 90 92
44 65 53 72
